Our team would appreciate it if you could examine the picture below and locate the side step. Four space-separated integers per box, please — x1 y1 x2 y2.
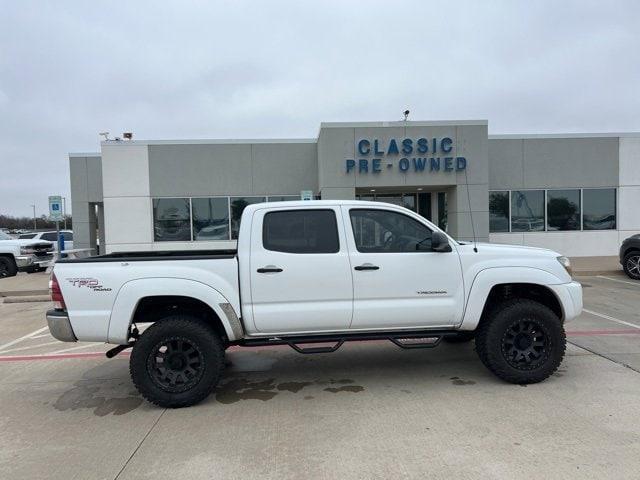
238 329 458 354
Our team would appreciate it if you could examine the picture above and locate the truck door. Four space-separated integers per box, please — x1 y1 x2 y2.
248 206 353 333
343 206 464 329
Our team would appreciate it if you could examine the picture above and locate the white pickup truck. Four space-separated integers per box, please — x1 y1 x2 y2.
0 230 54 277
46 200 582 408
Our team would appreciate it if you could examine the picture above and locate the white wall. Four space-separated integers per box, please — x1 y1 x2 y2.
490 231 621 257
101 143 153 253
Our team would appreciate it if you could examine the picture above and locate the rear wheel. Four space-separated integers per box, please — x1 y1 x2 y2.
475 299 565 384
623 252 640 280
130 315 225 408
0 256 17 278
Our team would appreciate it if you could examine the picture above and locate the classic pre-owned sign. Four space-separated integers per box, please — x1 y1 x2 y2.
345 137 467 174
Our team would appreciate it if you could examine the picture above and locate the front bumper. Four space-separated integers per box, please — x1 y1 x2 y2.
16 254 54 271
46 309 77 342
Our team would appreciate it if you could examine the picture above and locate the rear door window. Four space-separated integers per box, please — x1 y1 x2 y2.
263 210 339 253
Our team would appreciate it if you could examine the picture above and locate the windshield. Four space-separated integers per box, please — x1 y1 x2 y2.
0 231 12 240
18 233 36 239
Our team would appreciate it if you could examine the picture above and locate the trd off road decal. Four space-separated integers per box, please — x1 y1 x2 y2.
66 278 112 292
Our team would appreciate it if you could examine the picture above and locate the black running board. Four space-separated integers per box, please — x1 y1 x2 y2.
238 329 458 354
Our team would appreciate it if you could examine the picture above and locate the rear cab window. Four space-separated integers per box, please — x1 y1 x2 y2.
262 209 340 253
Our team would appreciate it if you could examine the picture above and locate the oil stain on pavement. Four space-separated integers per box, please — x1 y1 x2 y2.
450 376 476 386
215 376 364 404
54 380 143 416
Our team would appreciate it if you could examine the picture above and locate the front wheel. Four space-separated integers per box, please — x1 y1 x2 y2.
475 299 565 384
130 315 225 408
623 252 640 280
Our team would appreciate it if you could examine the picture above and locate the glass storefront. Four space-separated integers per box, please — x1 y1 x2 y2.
355 191 438 222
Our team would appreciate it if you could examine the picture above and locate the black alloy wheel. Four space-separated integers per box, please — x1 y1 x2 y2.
148 337 205 393
475 299 565 384
130 315 225 408
623 253 640 280
501 319 549 370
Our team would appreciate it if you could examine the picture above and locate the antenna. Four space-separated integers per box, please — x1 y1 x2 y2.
463 162 478 253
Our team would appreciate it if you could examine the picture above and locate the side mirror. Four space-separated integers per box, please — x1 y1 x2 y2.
431 231 452 252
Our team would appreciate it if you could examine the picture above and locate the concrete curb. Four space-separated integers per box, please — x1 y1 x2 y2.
0 290 49 297
573 270 623 277
2 295 51 304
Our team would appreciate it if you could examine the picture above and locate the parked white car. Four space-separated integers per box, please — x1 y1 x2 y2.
47 200 582 407
0 230 54 277
18 230 74 252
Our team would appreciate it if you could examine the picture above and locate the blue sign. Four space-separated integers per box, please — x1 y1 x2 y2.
345 137 467 174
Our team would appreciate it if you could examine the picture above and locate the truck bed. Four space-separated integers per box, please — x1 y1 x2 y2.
56 250 238 263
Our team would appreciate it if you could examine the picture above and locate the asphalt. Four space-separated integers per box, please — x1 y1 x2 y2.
0 271 638 479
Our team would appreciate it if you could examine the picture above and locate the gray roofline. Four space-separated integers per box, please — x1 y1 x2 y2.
100 138 316 146
68 152 101 157
320 120 489 128
489 132 640 139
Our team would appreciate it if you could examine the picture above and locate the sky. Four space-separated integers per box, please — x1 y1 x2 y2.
1 0 639 217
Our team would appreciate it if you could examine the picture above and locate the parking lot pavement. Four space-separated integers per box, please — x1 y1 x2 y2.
0 274 639 479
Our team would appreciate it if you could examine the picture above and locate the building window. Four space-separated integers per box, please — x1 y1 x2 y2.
547 189 580 231
511 190 545 232
489 191 510 233
263 210 339 253
583 189 616 230
192 197 230 241
230 196 266 239
437 192 447 231
267 195 300 202
349 208 433 253
153 198 191 241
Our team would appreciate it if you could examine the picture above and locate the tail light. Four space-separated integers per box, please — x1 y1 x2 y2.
49 273 66 310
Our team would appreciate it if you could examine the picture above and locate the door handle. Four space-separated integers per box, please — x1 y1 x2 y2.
354 264 379 271
257 266 283 273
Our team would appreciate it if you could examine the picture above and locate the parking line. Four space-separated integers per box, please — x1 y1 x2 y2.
0 326 49 352
0 341 65 354
49 343 104 354
583 308 640 329
597 275 640 287
0 351 128 362
567 329 640 336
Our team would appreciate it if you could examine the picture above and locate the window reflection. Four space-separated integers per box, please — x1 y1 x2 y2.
547 190 580 231
192 198 230 241
489 191 509 233
583 189 616 230
511 191 544 232
231 197 266 239
153 198 191 241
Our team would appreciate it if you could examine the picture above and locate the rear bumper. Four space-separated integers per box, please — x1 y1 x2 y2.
46 309 77 342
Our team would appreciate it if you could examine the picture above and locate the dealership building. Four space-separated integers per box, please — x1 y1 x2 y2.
68 120 640 257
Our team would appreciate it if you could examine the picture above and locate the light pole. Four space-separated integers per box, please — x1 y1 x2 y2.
30 205 36 230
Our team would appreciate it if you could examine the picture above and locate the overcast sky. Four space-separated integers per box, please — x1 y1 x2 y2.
1 0 638 217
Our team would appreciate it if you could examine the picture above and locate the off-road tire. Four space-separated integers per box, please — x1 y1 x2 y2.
130 315 225 408
0 256 18 278
475 299 565 384
443 331 475 343
622 251 640 280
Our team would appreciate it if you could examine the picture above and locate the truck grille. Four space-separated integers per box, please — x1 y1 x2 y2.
32 243 54 257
